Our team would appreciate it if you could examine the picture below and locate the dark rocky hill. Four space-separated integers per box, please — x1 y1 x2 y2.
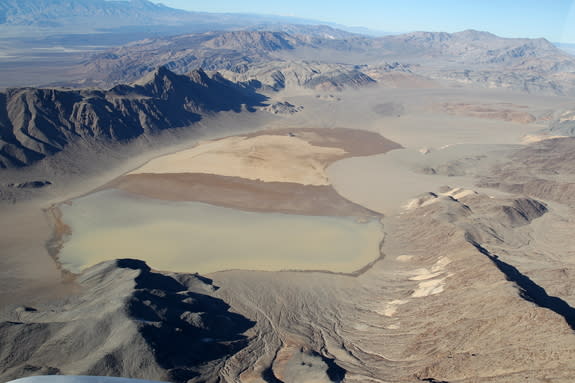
0 67 266 168
0 259 254 382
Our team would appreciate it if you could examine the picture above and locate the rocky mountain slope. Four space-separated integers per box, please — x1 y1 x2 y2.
0 259 254 382
480 137 575 205
0 67 265 168
72 30 379 90
379 30 575 95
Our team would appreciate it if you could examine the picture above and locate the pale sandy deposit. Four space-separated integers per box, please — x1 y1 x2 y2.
107 128 398 216
130 134 346 185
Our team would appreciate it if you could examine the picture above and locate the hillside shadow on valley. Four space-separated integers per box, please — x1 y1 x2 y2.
117 259 256 382
468 239 575 331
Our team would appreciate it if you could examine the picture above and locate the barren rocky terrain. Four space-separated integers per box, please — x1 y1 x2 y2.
1 6 575 383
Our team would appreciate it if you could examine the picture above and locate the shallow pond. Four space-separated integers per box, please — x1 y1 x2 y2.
57 189 383 274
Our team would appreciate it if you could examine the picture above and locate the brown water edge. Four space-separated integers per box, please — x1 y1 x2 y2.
46 209 388 280
224 224 389 278
44 204 78 282
51 190 386 276
108 173 381 217
44 188 388 277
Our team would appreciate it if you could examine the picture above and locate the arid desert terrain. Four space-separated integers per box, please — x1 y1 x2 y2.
1 2 575 382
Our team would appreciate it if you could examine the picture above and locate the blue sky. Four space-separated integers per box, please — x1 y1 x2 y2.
152 0 575 43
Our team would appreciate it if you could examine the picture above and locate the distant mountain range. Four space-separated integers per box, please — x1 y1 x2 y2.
0 0 347 33
73 30 377 90
0 0 187 27
72 29 575 95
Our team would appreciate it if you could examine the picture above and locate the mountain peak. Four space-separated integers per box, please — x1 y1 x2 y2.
203 30 296 51
187 68 212 86
455 29 498 40
133 65 178 87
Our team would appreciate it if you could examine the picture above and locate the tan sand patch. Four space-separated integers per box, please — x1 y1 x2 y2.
131 134 345 185
129 128 400 186
411 278 446 297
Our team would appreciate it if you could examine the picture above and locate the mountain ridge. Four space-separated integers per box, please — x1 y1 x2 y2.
0 67 266 168
70 29 575 95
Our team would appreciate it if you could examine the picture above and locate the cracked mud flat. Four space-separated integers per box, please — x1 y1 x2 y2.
2 88 575 383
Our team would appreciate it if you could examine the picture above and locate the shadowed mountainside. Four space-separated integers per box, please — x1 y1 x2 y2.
0 259 254 383
0 67 267 168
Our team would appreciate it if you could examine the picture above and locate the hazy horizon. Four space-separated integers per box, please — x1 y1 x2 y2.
151 0 575 43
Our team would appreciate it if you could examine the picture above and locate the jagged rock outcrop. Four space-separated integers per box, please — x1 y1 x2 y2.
0 67 266 168
495 198 548 228
263 101 304 115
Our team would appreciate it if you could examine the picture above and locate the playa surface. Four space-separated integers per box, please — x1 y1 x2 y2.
54 127 398 274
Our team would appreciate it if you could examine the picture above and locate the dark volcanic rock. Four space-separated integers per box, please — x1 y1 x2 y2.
497 198 548 228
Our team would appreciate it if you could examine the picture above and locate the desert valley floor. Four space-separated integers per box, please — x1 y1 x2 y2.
1 84 575 382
